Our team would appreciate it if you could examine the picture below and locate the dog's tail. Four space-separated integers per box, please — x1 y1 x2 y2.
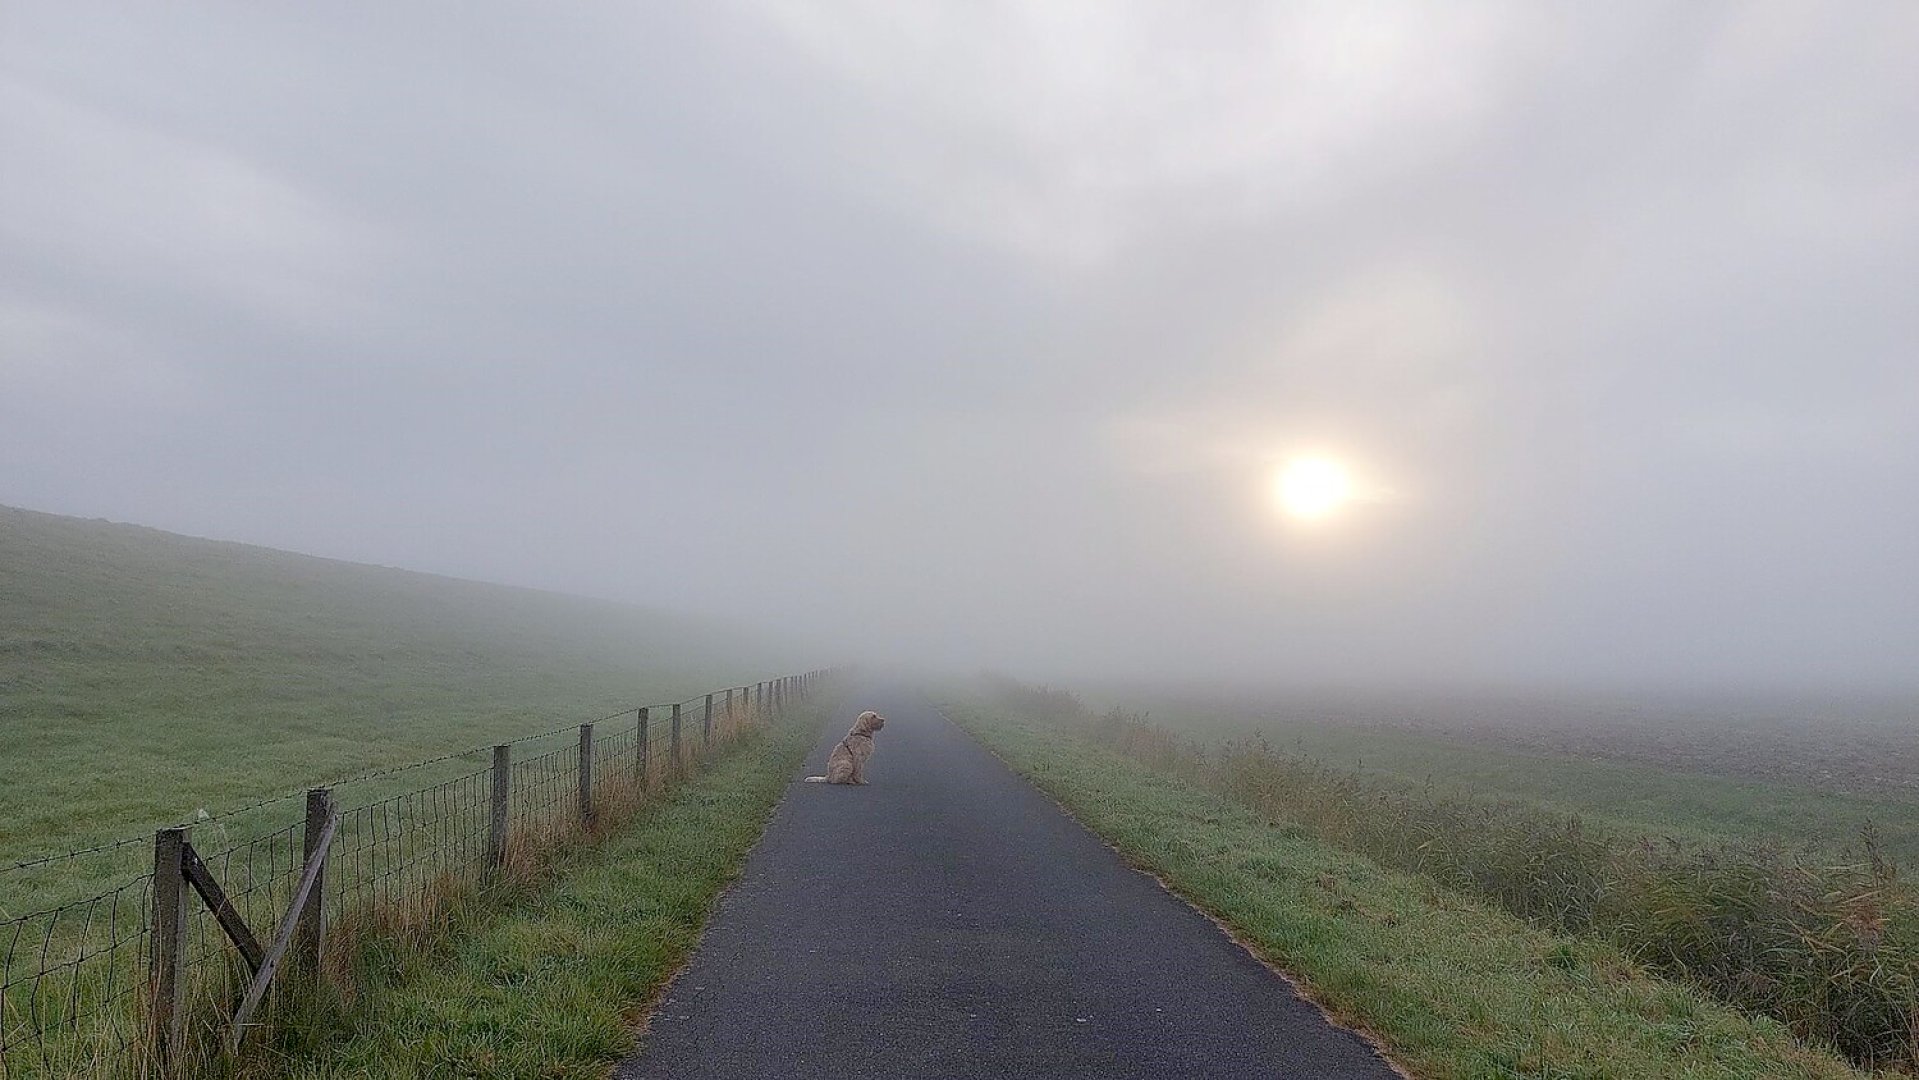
803 775 828 783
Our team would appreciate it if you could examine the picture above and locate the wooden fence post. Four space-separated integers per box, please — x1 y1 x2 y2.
636 707 649 786
489 744 510 867
578 723 594 825
670 704 682 771
297 788 333 971
703 693 714 748
725 688 735 734
149 827 190 1069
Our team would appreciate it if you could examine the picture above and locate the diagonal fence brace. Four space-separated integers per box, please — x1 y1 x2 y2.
227 807 340 1052
181 843 265 974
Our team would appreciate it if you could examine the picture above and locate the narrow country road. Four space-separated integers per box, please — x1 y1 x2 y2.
616 684 1400 1079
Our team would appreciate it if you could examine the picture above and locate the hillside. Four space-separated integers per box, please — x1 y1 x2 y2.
0 505 801 862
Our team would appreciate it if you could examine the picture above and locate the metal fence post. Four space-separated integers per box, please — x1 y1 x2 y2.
670 704 682 770
703 693 714 748
489 744 511 866
578 723 595 825
297 788 333 971
149 827 189 1068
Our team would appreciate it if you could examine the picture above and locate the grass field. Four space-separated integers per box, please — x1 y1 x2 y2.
979 678 1919 1071
0 505 799 868
0 504 817 1077
948 699 1880 1080
247 719 815 1079
1084 686 1919 866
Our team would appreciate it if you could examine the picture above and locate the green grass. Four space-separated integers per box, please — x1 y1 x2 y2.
0 504 797 869
1096 692 1919 865
0 504 810 1077
245 720 814 1079
948 701 1881 1080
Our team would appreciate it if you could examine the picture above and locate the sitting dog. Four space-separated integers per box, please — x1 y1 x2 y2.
804 711 886 785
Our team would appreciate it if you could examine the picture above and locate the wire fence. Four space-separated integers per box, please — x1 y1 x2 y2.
0 670 829 1078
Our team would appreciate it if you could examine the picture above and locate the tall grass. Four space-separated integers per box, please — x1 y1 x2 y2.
986 678 1919 1071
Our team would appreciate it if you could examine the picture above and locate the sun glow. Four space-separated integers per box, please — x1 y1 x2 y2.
1274 456 1355 522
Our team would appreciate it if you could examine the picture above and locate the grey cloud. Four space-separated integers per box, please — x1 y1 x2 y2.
2 1 1914 689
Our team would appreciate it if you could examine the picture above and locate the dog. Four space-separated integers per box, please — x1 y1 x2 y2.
803 711 886 784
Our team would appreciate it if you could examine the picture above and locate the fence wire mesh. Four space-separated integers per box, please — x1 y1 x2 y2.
0 671 826 1078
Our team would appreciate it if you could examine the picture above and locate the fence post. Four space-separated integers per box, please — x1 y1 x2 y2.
297 788 333 972
149 827 190 1068
636 707 649 786
703 693 714 748
670 704 682 771
725 688 735 734
489 744 510 867
578 723 595 826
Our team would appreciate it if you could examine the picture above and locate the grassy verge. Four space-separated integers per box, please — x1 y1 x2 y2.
246 719 815 1079
946 700 1879 1080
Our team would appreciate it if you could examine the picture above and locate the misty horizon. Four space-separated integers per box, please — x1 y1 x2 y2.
4 4 1914 692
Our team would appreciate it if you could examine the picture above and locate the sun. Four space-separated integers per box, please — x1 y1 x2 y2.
1274 456 1355 522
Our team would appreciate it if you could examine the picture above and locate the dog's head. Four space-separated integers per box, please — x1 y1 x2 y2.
854 710 886 736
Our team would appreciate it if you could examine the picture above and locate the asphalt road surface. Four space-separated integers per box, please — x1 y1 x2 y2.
616 685 1400 1079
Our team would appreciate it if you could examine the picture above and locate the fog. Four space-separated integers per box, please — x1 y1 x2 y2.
3 3 1914 690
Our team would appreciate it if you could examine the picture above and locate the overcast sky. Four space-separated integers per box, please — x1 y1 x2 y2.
3 2 1915 689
